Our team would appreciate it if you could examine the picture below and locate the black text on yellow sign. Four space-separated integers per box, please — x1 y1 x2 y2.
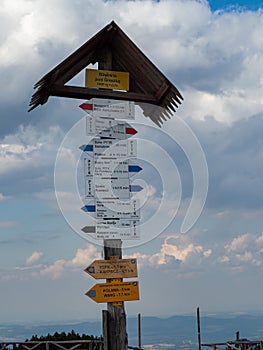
84 258 138 279
85 69 129 91
85 281 139 303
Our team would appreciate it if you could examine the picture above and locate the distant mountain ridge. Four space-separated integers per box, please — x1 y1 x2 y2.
1 314 263 349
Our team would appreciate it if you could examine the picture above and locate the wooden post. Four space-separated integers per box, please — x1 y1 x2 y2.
103 310 109 350
138 313 141 349
197 307 202 350
103 239 128 350
99 47 128 350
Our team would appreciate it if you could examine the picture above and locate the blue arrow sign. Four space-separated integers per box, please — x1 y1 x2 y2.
128 165 142 173
81 205 96 212
129 185 143 192
80 144 93 152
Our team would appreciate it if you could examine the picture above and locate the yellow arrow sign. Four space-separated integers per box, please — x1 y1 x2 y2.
84 258 138 279
85 281 139 303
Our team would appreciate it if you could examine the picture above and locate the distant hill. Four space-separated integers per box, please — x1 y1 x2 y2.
1 314 263 349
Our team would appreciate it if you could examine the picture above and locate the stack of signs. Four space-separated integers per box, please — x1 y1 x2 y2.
79 99 142 240
84 258 139 303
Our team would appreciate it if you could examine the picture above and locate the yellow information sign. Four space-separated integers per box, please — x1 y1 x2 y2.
85 281 139 303
84 258 138 279
85 69 129 91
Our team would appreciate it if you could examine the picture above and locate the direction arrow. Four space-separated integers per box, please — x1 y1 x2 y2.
129 185 143 192
128 165 142 174
80 139 137 158
84 258 138 279
79 99 135 119
97 122 137 139
85 281 139 303
81 205 96 212
80 144 93 152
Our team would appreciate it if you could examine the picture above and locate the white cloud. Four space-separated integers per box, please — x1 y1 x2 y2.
1 0 263 122
23 244 101 280
40 259 66 280
225 233 253 251
125 234 212 269
69 244 101 267
0 125 62 175
256 234 263 245
26 251 43 265
235 251 253 262
222 232 263 268
219 255 230 263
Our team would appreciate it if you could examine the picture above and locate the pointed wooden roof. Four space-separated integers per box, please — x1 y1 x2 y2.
28 21 183 126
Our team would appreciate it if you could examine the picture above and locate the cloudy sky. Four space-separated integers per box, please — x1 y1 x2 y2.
1 0 263 326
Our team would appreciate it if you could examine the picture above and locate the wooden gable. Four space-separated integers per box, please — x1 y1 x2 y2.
28 21 183 126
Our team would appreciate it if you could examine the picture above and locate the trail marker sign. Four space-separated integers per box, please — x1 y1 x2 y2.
80 98 135 119
85 281 139 303
85 158 142 178
80 139 137 158
86 118 137 138
81 198 140 220
81 220 140 240
84 258 138 279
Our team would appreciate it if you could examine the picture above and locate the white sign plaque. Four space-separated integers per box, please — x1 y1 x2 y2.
80 99 135 119
95 199 140 220
85 177 131 199
85 158 129 178
86 139 137 158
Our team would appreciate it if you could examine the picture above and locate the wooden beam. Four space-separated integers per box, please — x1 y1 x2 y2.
48 84 156 104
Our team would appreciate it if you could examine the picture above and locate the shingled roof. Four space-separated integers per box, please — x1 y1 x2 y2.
28 21 183 126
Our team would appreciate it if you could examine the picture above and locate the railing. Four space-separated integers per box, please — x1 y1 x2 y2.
0 341 103 350
202 340 263 350
0 341 143 350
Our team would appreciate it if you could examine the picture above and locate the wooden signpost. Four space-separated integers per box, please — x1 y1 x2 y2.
29 20 183 350
84 59 140 350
